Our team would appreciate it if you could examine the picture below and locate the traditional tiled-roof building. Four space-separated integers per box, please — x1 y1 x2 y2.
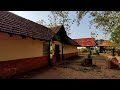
0 11 52 78
50 25 80 62
74 38 96 47
0 11 80 78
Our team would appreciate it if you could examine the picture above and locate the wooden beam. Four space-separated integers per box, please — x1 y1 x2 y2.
32 37 35 40
21 35 26 39
62 42 64 60
39 39 44 41
8 33 13 37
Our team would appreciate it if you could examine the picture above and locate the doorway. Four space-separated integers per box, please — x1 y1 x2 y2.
54 45 60 61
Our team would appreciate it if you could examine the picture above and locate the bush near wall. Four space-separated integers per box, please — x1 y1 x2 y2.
79 48 88 54
92 47 100 55
116 48 120 56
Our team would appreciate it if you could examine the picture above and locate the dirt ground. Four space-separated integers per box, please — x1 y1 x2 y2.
12 54 120 79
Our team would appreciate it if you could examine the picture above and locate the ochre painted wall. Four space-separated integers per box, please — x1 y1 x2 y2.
63 45 78 54
51 41 78 55
52 41 62 55
51 41 62 63
0 32 44 61
51 41 78 62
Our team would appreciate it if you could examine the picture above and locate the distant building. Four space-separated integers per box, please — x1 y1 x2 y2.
97 40 114 53
73 38 96 47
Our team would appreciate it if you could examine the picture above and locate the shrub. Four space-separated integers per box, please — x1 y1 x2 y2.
116 48 120 56
80 48 88 53
92 48 100 55
80 57 92 66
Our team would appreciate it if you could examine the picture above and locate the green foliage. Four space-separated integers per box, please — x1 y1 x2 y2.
115 47 120 56
80 58 92 66
76 11 89 26
51 11 71 35
92 47 100 55
51 11 120 45
37 11 120 45
37 11 74 35
96 39 104 45
89 11 120 45
80 58 88 66
79 48 88 53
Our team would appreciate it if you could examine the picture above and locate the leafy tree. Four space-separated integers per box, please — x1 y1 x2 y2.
37 11 76 35
96 39 104 45
37 11 120 45
51 11 120 45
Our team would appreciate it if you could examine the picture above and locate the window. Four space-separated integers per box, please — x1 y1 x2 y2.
43 42 49 56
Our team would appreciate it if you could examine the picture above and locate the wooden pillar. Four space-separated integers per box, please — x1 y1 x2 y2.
48 40 52 66
87 46 92 65
62 42 64 60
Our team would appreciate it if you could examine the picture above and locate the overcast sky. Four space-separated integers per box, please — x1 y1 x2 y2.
9 11 110 40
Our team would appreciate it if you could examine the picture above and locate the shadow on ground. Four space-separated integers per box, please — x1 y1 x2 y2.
11 55 120 79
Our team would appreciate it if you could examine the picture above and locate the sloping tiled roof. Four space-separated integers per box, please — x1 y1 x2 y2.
97 40 113 46
50 25 62 37
74 38 96 47
51 25 80 46
0 11 52 40
67 37 80 46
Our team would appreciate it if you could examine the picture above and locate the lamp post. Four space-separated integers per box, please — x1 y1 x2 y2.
87 46 92 65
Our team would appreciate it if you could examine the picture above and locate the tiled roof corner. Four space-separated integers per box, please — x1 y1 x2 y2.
0 11 52 40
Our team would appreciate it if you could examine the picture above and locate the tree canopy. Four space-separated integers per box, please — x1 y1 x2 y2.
51 11 120 45
37 11 120 45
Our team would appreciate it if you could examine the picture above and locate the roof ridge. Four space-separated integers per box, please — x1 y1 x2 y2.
9 11 51 31
0 11 52 40
73 38 95 40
